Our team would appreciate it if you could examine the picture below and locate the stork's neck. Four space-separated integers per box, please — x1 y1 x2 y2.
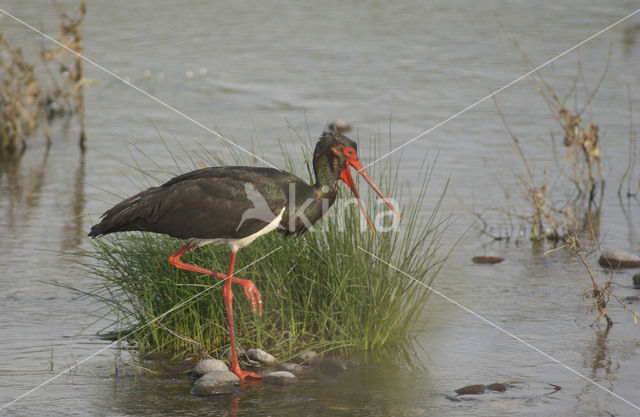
312 153 339 199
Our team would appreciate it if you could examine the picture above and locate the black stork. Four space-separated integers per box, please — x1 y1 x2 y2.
89 130 400 382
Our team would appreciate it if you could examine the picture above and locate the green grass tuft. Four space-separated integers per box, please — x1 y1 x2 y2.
83 139 449 361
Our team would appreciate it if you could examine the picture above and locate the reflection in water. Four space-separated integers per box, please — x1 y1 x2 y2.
0 144 86 251
229 395 239 417
0 148 49 229
618 194 638 248
575 329 618 415
622 23 640 54
580 207 601 241
100 357 432 417
60 152 86 251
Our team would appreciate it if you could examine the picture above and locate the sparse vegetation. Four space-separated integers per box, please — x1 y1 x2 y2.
564 235 639 331
469 39 639 329
469 20 611 243
0 34 43 154
0 0 86 156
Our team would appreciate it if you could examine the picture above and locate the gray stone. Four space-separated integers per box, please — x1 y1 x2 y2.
599 249 640 269
328 120 351 133
633 273 640 289
262 371 297 385
471 256 504 264
222 345 247 360
191 370 239 396
319 357 348 375
293 350 319 364
246 348 277 366
192 359 228 379
277 362 302 373
455 382 509 395
486 382 508 392
455 384 487 395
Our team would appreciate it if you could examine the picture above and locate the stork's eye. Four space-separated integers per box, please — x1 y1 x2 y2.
343 147 356 159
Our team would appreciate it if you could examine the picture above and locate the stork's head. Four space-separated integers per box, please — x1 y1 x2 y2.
313 130 401 230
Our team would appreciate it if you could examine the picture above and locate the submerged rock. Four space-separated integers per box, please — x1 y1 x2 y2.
624 295 640 303
223 345 258 365
263 371 297 385
455 384 487 395
633 273 640 289
472 256 504 264
598 249 640 269
192 359 228 379
246 348 277 366
486 382 508 392
455 382 509 395
223 345 247 360
277 362 302 373
191 370 239 396
293 350 319 365
319 357 348 375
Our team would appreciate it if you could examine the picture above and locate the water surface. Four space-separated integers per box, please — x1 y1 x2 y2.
1 1 640 415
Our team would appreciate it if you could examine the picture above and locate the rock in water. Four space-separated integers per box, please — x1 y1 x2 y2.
455 384 487 395
277 362 302 373
455 382 509 395
246 348 277 366
319 357 348 375
293 350 319 364
486 382 508 392
263 371 297 385
192 359 228 379
472 256 504 264
223 345 247 360
191 370 239 396
328 120 351 133
598 249 640 269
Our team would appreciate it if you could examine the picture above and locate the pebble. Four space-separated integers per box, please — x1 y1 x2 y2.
246 348 277 366
455 384 487 395
293 350 319 364
486 382 508 392
455 382 509 395
192 359 228 379
191 370 239 396
633 273 640 289
277 362 302 373
472 256 504 264
598 249 640 269
328 120 351 133
319 357 348 375
223 345 247 360
262 371 297 386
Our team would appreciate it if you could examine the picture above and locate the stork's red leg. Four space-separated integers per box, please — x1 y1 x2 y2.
223 251 262 382
168 243 262 382
169 243 262 313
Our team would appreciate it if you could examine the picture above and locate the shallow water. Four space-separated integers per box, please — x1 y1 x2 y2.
1 1 640 416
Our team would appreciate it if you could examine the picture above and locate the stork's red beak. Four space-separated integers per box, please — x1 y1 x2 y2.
340 160 401 231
